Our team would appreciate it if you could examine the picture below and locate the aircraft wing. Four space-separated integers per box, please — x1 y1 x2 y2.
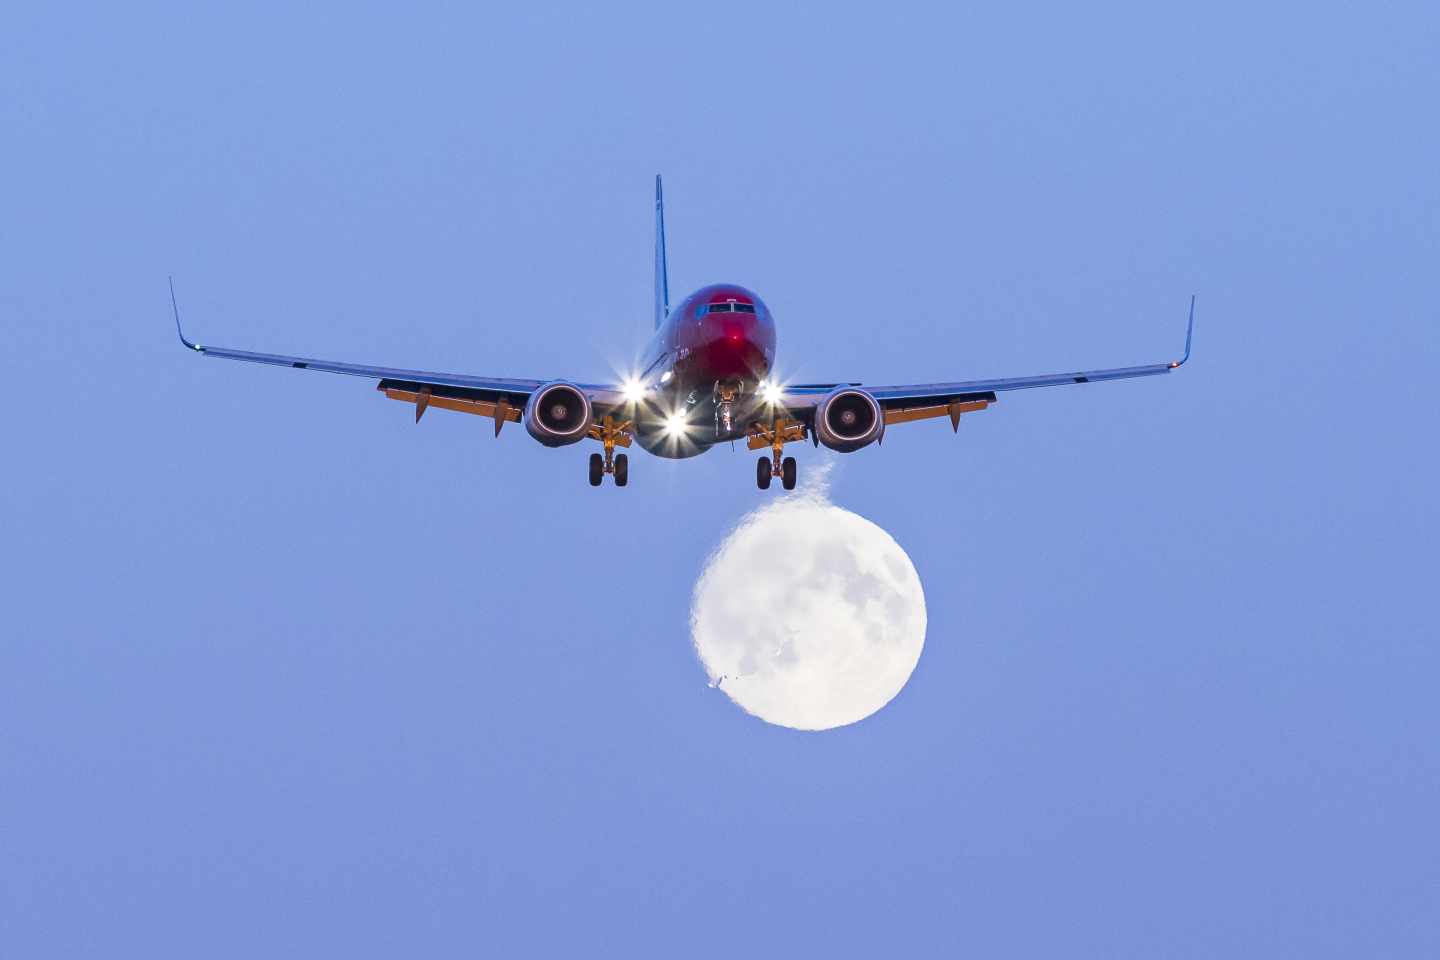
171 281 623 428
782 298 1195 431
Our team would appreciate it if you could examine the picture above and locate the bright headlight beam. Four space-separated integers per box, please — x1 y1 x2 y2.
761 381 785 405
663 411 689 437
621 378 647 404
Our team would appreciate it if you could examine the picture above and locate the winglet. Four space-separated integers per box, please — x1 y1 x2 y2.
1169 295 1195 368
170 277 202 352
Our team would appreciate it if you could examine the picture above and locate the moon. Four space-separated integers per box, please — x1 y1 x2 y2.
690 467 927 730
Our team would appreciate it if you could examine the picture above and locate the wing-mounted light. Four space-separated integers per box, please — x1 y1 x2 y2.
621 378 649 405
758 379 785 407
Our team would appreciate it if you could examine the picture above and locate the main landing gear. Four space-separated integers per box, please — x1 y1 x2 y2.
589 415 630 487
589 451 629 487
755 415 798 491
756 454 797 490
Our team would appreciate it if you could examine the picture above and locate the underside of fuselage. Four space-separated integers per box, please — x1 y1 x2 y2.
632 391 778 458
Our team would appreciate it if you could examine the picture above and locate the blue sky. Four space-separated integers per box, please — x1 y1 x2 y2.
3 2 1437 955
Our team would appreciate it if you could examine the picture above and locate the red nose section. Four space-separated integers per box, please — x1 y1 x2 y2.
670 285 776 384
678 300 775 382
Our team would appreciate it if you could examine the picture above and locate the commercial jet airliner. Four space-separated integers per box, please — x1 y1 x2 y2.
174 176 1193 489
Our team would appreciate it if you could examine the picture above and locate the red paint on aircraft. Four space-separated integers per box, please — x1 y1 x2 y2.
669 283 776 386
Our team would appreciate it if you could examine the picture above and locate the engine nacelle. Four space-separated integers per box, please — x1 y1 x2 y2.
815 387 884 452
523 381 593 447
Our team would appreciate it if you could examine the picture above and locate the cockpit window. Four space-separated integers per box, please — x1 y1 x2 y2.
697 302 756 316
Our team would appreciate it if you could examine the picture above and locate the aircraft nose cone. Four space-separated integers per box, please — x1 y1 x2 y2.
722 316 751 342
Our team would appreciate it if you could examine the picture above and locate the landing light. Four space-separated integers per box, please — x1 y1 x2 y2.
663 411 689 437
621 378 647 404
760 381 785 405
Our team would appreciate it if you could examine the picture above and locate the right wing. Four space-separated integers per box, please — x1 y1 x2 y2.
171 280 623 429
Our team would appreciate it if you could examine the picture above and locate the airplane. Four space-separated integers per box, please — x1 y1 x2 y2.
173 176 1193 490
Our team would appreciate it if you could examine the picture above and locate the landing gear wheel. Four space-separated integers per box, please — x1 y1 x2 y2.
588 452 603 486
781 456 797 491
614 453 628 487
756 456 772 490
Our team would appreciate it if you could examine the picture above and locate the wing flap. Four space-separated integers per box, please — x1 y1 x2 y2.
883 395 995 428
379 381 525 424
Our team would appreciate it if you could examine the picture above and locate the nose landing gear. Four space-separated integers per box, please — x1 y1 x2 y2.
713 380 740 438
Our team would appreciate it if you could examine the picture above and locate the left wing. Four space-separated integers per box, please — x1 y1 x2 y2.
782 297 1195 431
171 280 624 428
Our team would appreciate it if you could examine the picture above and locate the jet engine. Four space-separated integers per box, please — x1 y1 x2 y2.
524 381 593 447
815 387 884 452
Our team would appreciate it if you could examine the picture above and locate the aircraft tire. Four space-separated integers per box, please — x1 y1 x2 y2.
614 453 629 487
782 456 797 490
589 452 604 486
756 457 772 490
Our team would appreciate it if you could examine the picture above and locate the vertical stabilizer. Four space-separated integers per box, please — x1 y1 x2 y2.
654 175 669 329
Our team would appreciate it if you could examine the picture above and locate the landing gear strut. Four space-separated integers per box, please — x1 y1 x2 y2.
589 415 632 487
714 380 740 438
754 415 799 491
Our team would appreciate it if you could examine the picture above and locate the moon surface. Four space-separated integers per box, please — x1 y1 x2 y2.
691 467 927 730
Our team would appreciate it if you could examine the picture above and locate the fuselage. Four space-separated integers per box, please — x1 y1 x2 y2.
633 283 777 458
